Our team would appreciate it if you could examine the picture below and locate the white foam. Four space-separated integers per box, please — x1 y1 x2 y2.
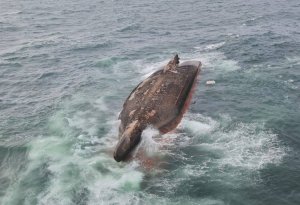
284 79 298 90
4 108 288 205
117 47 240 85
182 113 287 171
139 127 161 154
3 10 22 15
215 123 285 170
204 42 226 50
202 52 240 71
173 49 240 72
94 96 109 112
138 60 167 79
194 42 225 51
182 114 217 136
29 134 145 205
185 120 213 134
1 91 148 205
286 56 300 65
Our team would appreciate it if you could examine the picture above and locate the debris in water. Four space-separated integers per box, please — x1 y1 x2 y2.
206 80 215 85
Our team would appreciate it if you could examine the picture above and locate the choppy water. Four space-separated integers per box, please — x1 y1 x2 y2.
1 0 300 204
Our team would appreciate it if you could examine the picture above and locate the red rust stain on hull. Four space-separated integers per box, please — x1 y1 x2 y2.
159 68 200 133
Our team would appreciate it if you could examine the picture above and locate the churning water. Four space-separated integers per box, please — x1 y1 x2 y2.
0 0 299 204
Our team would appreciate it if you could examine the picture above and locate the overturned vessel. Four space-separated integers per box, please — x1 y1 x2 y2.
114 55 201 162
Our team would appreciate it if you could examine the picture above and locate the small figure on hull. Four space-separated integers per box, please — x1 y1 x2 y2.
163 54 180 73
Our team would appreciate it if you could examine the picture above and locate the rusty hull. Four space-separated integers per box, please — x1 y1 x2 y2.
114 60 201 162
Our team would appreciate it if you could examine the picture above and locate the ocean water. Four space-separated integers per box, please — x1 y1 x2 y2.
0 0 300 204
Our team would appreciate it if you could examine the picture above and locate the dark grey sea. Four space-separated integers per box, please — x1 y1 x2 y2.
0 0 299 204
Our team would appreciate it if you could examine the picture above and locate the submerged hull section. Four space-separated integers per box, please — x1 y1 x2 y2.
114 60 201 162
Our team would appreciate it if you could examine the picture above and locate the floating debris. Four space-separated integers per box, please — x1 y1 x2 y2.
206 80 216 85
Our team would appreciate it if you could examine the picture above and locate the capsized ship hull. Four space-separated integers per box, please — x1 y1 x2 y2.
114 59 201 162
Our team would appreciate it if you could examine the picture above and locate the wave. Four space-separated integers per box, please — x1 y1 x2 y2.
1 55 288 204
